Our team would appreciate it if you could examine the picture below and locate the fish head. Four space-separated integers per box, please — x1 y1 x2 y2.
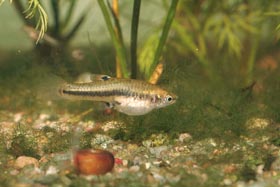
154 90 177 109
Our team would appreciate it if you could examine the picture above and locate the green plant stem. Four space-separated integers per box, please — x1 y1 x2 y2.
150 0 178 77
107 1 124 45
63 0 76 29
130 0 141 79
51 0 59 36
97 0 128 78
246 38 259 85
64 12 87 42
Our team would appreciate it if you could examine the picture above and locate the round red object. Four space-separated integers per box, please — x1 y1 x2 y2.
74 149 115 175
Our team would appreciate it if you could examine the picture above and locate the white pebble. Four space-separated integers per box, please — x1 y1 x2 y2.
46 165 58 175
145 162 151 169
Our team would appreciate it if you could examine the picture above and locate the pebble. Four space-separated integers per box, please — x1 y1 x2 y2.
129 165 140 172
149 146 168 158
270 158 280 171
145 162 151 169
223 178 232 185
91 134 114 149
14 112 23 123
246 118 270 129
122 159 128 166
178 133 192 142
151 172 165 183
14 156 39 169
46 165 58 175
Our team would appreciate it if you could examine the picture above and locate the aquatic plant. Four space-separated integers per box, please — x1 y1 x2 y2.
1 0 88 58
170 0 280 86
98 0 179 80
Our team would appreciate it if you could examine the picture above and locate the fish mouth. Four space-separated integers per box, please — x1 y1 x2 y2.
171 93 178 102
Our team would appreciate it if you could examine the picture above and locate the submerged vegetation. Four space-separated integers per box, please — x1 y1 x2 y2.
1 0 280 186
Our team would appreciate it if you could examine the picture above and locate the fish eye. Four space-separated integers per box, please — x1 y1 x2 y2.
166 95 173 102
101 75 111 81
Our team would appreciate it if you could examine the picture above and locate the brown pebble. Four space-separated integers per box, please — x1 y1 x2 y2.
74 149 114 175
224 164 237 174
14 156 39 169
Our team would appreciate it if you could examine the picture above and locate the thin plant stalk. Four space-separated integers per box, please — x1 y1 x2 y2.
112 0 121 78
108 0 126 77
130 0 141 79
62 0 76 29
51 0 59 35
149 0 178 76
64 11 88 42
97 0 129 78
246 38 259 85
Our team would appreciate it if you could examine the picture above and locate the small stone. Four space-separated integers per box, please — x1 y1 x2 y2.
39 113 50 121
151 172 165 183
91 134 114 149
256 165 264 175
142 140 152 148
178 133 192 142
14 112 23 123
246 118 270 129
101 121 122 131
149 146 168 158
223 178 232 185
224 164 237 174
10 169 19 175
145 162 151 169
129 165 140 172
14 156 39 169
122 159 128 166
270 158 280 171
147 173 156 183
46 165 58 175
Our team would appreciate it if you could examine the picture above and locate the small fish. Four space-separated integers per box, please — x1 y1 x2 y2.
49 73 177 115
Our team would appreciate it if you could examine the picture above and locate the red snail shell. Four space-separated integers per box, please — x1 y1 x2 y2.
74 149 115 175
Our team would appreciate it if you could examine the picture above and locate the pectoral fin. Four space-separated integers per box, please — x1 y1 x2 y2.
104 101 121 109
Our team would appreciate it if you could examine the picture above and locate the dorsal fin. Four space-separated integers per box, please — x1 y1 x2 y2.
74 73 111 83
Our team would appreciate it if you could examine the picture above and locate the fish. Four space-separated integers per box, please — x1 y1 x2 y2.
49 73 177 116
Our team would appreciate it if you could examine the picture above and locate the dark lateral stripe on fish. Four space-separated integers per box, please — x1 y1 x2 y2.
61 89 147 99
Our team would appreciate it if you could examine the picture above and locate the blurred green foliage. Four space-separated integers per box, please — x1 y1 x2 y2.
1 0 280 83
0 0 178 80
170 0 280 85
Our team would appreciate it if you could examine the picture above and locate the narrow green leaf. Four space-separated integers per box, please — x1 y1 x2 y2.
62 0 76 29
51 0 59 35
97 0 128 78
63 11 87 42
138 33 159 79
130 0 141 79
149 0 179 78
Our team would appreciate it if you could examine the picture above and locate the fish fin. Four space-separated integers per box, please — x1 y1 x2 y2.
105 102 114 108
104 101 120 108
75 73 111 83
74 72 93 83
